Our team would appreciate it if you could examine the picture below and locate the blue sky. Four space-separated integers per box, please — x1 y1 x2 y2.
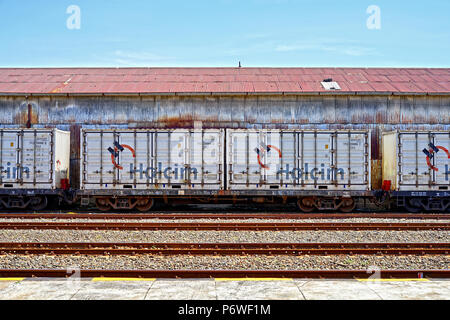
0 0 449 67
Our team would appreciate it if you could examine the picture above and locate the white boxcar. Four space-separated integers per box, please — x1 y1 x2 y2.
383 131 450 191
80 129 224 191
226 129 371 191
0 128 70 189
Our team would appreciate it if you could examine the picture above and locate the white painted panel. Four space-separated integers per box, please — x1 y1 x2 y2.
229 131 249 185
190 130 222 186
301 133 332 185
265 131 283 185
399 133 431 186
117 131 147 185
0 129 69 189
154 131 187 186
54 130 70 188
0 131 18 184
433 133 450 186
84 132 116 186
396 131 450 190
335 133 367 186
21 131 52 184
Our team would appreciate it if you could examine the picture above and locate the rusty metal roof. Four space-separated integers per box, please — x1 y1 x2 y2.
0 67 449 95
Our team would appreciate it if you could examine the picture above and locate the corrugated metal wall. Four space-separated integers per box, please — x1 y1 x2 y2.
0 94 449 188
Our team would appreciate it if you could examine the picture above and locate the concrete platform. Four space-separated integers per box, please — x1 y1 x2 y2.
0 278 448 300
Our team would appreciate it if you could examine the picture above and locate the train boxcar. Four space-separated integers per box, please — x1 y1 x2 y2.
80 128 225 211
382 131 450 212
0 128 70 210
227 129 371 191
227 129 371 212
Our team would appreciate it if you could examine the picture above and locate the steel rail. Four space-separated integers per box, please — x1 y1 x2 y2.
0 269 448 279
0 221 448 231
0 213 448 220
0 242 448 256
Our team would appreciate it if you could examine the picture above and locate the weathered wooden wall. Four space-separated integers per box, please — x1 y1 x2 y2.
0 95 448 126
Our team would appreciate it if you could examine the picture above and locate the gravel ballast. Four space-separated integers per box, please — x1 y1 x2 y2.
1 215 448 272
0 254 447 270
0 229 448 243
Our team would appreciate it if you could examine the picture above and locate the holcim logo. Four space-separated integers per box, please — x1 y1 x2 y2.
254 143 282 169
108 141 136 170
107 142 198 179
277 164 346 181
422 143 450 172
129 163 198 180
104 141 350 182
0 162 30 179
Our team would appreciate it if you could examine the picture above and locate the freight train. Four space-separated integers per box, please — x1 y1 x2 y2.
0 128 448 213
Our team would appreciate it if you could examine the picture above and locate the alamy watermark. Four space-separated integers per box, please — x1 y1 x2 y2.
366 5 381 30
66 5 81 30
66 266 81 290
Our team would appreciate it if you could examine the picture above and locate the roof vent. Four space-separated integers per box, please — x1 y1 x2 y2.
321 78 341 90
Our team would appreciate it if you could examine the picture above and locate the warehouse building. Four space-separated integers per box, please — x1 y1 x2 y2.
0 67 449 188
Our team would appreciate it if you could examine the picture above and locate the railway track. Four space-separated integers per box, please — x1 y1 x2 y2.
0 269 448 279
0 213 448 220
0 242 448 256
0 221 448 231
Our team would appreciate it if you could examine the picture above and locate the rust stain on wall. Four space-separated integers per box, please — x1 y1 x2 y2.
371 160 382 190
13 103 38 126
69 124 81 188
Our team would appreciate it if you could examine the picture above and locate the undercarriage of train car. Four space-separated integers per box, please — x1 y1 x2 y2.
82 191 369 213
396 194 450 213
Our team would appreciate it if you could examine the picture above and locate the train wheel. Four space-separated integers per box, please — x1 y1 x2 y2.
29 196 48 211
297 198 315 213
136 198 154 212
404 199 421 213
95 198 111 212
339 198 356 213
